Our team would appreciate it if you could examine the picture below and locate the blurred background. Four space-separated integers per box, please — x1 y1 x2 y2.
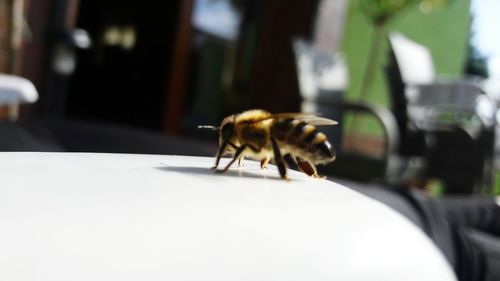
1 0 500 195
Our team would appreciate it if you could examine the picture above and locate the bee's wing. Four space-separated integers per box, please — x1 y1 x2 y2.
268 113 338 126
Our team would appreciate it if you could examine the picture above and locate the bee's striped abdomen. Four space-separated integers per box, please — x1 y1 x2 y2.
272 118 294 141
271 118 335 164
314 141 335 160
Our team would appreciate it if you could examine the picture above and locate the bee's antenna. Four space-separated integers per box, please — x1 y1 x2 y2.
197 125 220 131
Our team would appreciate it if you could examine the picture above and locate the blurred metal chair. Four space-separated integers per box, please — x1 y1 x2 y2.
293 38 400 182
385 32 497 194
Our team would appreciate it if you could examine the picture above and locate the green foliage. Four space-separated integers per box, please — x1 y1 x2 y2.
341 0 471 105
360 0 454 25
359 0 421 25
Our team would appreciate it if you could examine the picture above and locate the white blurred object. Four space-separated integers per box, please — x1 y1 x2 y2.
389 33 435 85
192 0 241 41
102 26 135 50
0 153 456 281
0 74 38 104
0 74 38 120
293 38 348 114
53 45 77 75
293 38 348 98
476 94 496 127
72 28 92 50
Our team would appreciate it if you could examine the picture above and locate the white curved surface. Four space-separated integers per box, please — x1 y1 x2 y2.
0 152 456 281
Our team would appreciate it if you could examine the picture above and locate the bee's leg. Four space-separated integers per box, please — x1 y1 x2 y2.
284 154 298 167
296 157 323 178
212 141 230 169
271 138 288 180
260 157 269 169
237 157 244 167
212 141 240 169
217 144 247 173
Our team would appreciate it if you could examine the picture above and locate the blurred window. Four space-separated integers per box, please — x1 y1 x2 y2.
192 0 242 41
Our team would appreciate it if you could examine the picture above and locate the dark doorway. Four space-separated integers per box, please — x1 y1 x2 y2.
66 1 180 130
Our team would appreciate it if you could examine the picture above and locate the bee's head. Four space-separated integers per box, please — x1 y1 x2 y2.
219 115 238 150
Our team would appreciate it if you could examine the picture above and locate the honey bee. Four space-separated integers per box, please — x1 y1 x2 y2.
199 109 337 179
